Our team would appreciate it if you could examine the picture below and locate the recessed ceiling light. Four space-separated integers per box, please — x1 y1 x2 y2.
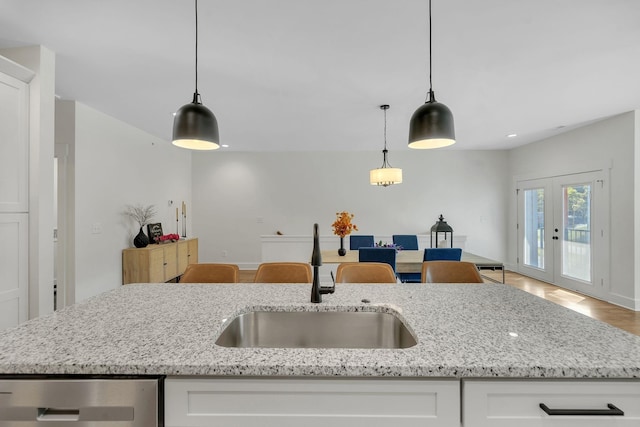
507 133 517 138
221 144 229 148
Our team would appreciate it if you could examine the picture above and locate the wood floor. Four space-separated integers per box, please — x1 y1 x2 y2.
239 269 640 336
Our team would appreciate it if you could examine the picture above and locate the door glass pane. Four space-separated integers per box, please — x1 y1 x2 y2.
523 188 545 269
562 184 591 282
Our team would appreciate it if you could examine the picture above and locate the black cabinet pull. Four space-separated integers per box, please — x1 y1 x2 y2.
539 403 624 416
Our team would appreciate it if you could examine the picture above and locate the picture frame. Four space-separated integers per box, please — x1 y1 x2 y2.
147 223 163 244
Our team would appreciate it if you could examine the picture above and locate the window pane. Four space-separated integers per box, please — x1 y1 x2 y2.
562 184 591 282
524 188 544 269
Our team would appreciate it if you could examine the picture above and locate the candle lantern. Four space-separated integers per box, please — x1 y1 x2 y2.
430 214 453 248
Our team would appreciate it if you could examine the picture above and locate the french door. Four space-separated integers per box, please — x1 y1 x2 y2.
517 171 608 299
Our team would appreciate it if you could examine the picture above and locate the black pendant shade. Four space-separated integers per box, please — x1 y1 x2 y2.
172 93 220 150
171 0 220 151
409 0 455 149
408 90 455 149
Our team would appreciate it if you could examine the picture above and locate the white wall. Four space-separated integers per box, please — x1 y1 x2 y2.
191 150 509 268
507 112 638 309
56 100 192 302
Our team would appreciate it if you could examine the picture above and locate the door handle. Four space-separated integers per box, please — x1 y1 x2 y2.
540 403 624 416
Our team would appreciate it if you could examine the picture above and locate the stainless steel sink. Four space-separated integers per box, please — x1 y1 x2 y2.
215 309 417 349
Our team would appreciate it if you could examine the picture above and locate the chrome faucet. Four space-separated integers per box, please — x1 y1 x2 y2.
310 223 334 303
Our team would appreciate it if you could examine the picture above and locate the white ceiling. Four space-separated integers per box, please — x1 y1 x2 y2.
1 0 639 151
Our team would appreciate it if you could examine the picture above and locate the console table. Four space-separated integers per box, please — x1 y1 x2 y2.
122 238 198 284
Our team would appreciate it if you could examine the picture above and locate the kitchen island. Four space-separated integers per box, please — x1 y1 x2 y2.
1 283 639 426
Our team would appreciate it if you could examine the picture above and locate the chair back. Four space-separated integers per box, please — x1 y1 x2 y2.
424 248 463 261
254 262 313 283
421 261 483 283
179 263 239 283
349 235 374 250
335 262 397 283
358 247 397 272
392 235 418 250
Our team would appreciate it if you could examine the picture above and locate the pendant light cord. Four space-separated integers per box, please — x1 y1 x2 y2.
193 0 201 103
429 0 432 94
380 105 391 168
426 0 435 103
383 106 388 151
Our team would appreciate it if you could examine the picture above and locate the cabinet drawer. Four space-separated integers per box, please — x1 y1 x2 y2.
166 377 460 427
463 379 640 427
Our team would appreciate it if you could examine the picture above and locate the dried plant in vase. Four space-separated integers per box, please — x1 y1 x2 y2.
331 211 358 256
124 204 156 248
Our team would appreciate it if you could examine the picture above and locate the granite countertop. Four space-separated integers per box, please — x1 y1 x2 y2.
0 283 639 378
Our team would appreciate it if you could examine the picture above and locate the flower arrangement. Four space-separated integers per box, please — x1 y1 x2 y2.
124 204 156 228
156 233 180 243
375 241 403 251
331 211 358 238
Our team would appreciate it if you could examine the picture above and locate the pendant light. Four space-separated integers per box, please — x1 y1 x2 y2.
408 0 455 149
172 0 220 150
370 105 403 187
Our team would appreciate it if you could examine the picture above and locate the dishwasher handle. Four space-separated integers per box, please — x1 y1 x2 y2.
37 408 80 421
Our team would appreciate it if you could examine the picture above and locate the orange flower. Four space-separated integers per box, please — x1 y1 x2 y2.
331 211 358 238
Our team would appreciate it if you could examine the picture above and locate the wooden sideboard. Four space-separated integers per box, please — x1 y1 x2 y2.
122 238 198 284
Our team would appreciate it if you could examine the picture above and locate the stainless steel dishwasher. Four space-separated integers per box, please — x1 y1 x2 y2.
0 376 162 426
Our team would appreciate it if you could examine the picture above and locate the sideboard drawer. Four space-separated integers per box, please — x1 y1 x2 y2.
462 379 640 427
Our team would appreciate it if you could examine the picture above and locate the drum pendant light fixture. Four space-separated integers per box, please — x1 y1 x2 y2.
370 105 403 187
172 0 219 150
408 0 455 149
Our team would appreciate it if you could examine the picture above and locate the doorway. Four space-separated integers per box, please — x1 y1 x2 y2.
517 171 609 299
54 143 71 310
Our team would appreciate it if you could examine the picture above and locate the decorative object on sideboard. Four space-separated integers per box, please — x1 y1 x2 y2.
124 204 156 248
430 214 453 248
172 0 220 150
331 211 358 256
408 0 456 149
370 104 402 187
147 223 163 244
181 201 187 238
156 234 181 243
133 228 150 249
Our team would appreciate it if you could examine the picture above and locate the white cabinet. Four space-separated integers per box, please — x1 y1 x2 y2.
463 379 640 426
0 67 29 213
0 57 30 330
165 377 460 427
0 214 28 329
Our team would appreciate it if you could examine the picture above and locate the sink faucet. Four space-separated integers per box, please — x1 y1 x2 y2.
310 223 334 303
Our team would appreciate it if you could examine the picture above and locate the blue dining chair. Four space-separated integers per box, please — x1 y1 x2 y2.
392 235 419 250
391 235 420 282
424 248 463 261
350 235 374 250
358 247 397 274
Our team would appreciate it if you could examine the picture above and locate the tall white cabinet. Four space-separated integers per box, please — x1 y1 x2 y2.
0 57 32 330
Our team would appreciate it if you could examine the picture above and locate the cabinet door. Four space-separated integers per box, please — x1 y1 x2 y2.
163 244 178 280
0 213 28 330
148 248 165 283
463 379 640 427
187 238 198 264
0 71 28 213
165 377 459 427
177 241 189 274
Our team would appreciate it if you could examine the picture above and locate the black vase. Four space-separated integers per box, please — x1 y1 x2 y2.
133 227 149 248
338 237 346 256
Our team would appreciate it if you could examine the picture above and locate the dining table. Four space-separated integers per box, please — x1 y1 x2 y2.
320 250 505 283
